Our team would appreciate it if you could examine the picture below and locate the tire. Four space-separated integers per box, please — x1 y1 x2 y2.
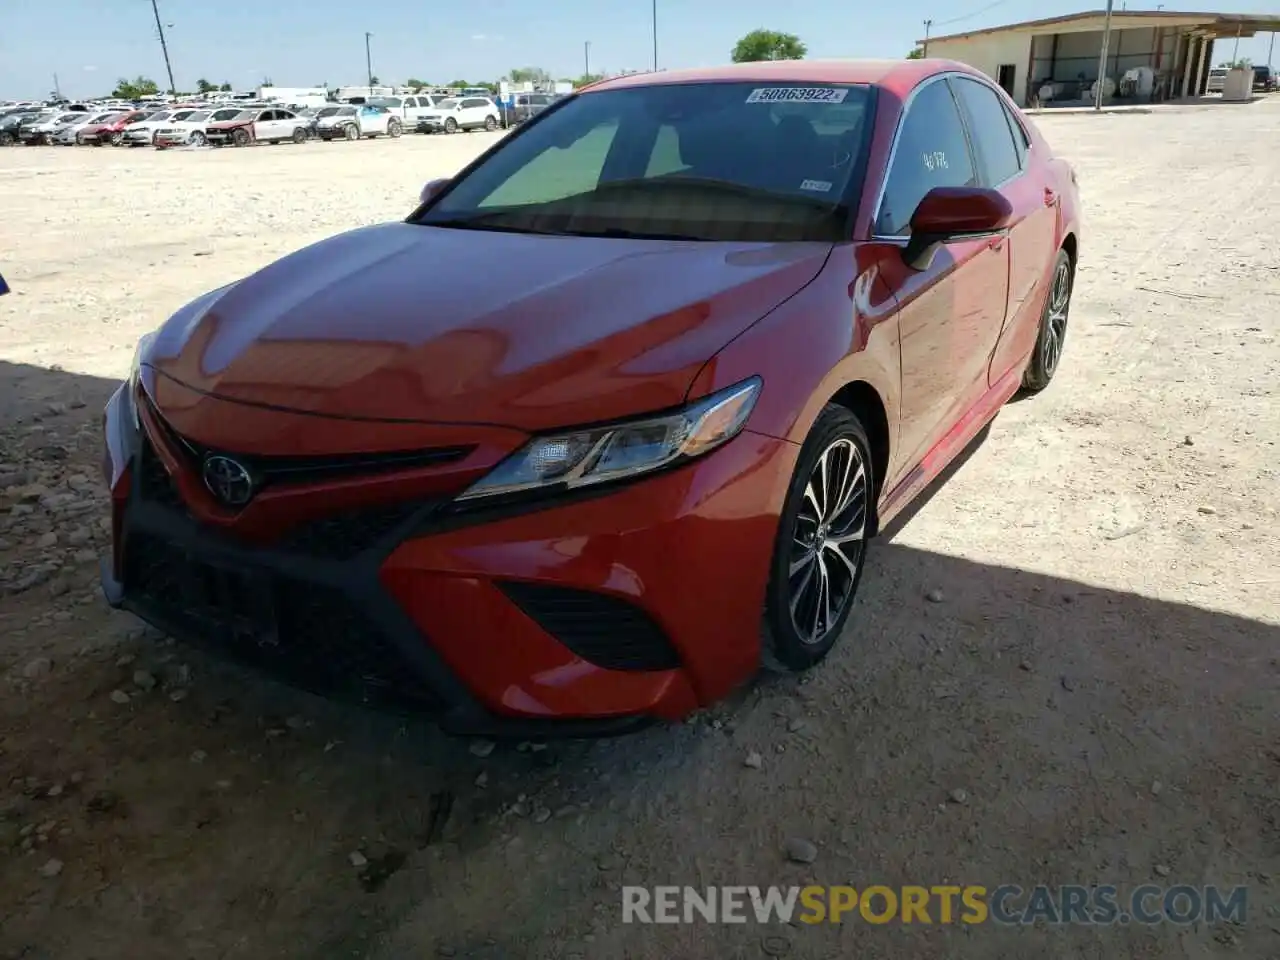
761 405 874 672
0 130 13 147
484 115 497 131
292 127 306 144
344 123 359 141
1021 247 1073 393
109 131 124 146
444 117 457 134
231 127 251 147
189 130 206 147
76 133 86 145
388 120 402 138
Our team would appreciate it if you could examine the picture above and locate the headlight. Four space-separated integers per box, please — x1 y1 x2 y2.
128 331 156 429
457 377 761 501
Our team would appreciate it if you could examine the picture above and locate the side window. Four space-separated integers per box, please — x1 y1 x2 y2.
1002 101 1029 166
950 77 1021 186
876 79 976 236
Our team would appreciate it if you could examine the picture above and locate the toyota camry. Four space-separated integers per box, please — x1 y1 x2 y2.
101 59 1081 737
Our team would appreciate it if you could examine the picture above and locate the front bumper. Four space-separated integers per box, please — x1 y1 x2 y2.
100 382 796 736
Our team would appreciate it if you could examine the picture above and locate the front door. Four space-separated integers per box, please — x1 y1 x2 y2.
873 76 1011 486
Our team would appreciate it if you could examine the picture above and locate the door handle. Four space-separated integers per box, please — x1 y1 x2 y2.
1044 188 1059 207
988 236 1006 251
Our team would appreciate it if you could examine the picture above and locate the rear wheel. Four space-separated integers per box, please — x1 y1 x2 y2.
484 115 497 131
761 405 873 672
388 119 402 138
292 127 307 144
109 131 124 146
1021 248 1073 393
444 117 457 134
231 127 251 147
344 123 359 141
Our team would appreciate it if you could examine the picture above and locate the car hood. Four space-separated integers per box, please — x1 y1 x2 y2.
207 119 250 129
146 222 832 432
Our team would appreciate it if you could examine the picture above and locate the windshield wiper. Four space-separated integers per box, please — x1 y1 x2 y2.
590 175 840 210
424 215 573 237
563 227 700 241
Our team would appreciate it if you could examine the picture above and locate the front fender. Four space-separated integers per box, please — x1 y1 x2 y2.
686 244 901 453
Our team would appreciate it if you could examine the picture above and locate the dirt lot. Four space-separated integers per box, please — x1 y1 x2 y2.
1 105 1278 960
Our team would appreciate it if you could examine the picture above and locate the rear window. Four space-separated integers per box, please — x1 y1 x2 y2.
417 82 872 243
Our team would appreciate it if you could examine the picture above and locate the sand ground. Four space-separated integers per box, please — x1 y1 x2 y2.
0 104 1277 960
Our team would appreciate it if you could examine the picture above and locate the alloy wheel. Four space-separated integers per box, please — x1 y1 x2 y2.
1042 259 1071 376
787 437 868 645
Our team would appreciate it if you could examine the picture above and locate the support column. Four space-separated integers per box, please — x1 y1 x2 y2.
1191 35 1208 96
1180 34 1197 96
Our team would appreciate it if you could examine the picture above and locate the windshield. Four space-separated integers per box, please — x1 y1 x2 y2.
232 110 257 120
211 109 240 120
415 82 871 243
369 97 401 107
147 111 173 122
316 106 342 117
185 111 211 121
436 98 460 110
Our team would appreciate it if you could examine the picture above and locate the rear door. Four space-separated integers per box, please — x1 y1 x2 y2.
872 75 1012 484
950 75 1058 385
252 109 276 140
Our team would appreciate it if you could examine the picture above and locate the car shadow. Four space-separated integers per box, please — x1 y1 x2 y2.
2 359 1276 960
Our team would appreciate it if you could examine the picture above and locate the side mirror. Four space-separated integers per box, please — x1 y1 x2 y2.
419 178 450 205
902 186 1014 271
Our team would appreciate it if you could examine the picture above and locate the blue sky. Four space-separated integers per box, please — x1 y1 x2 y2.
1 0 1276 99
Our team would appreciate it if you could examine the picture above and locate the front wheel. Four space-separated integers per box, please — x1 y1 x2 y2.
484 115 497 131
444 117 457 134
231 127 251 147
189 130 206 147
343 123 359 141
761 405 873 672
0 131 13 147
1021 248 1073 393
109 131 124 146
388 120 402 138
292 127 307 144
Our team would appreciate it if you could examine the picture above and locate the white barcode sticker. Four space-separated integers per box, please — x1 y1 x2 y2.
745 87 849 104
799 179 833 193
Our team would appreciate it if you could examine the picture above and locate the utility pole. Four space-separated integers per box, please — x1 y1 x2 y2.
149 0 177 96
1231 24 1241 62
1267 30 1275 70
1094 0 1115 111
52 73 61 100
365 32 374 91
922 19 932 57
651 0 658 71
584 41 591 78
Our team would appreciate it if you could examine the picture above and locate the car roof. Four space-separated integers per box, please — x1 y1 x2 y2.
582 58 975 96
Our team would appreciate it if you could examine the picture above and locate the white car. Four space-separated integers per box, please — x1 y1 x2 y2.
204 107 311 146
152 107 244 147
51 112 124 145
417 96 500 134
20 111 84 145
120 109 195 146
365 95 446 128
316 104 403 140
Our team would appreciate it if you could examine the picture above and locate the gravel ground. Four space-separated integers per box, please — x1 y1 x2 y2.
0 105 1278 960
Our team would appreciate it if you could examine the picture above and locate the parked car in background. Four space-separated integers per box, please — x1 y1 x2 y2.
80 110 149 145
122 109 196 146
1207 68 1228 93
20 111 83 144
417 96 500 133
0 109 43 144
204 107 310 146
316 104 403 140
1252 65 1275 92
54 112 125 145
508 93 555 124
366 95 440 127
105 59 1080 734
153 107 243 147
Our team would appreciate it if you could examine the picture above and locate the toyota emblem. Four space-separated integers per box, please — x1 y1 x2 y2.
202 455 256 507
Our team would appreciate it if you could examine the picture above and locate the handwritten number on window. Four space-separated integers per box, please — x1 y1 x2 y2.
921 151 948 172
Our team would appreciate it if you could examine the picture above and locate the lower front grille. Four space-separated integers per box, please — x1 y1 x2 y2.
125 531 439 710
498 581 681 672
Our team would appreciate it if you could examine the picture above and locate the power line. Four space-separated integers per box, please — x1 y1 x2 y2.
934 0 1014 29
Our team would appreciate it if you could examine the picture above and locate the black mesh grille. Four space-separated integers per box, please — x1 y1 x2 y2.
277 501 433 560
124 531 439 710
137 438 185 510
498 581 681 671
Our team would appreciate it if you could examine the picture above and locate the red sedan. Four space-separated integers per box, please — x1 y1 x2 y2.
101 59 1081 737
80 110 151 146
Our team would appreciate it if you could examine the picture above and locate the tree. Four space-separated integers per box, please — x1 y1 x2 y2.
195 78 217 93
219 82 232 91
369 75 380 85
406 77 428 89
448 79 470 88
574 73 604 87
730 30 806 63
906 46 924 60
111 76 160 99
506 66 552 84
